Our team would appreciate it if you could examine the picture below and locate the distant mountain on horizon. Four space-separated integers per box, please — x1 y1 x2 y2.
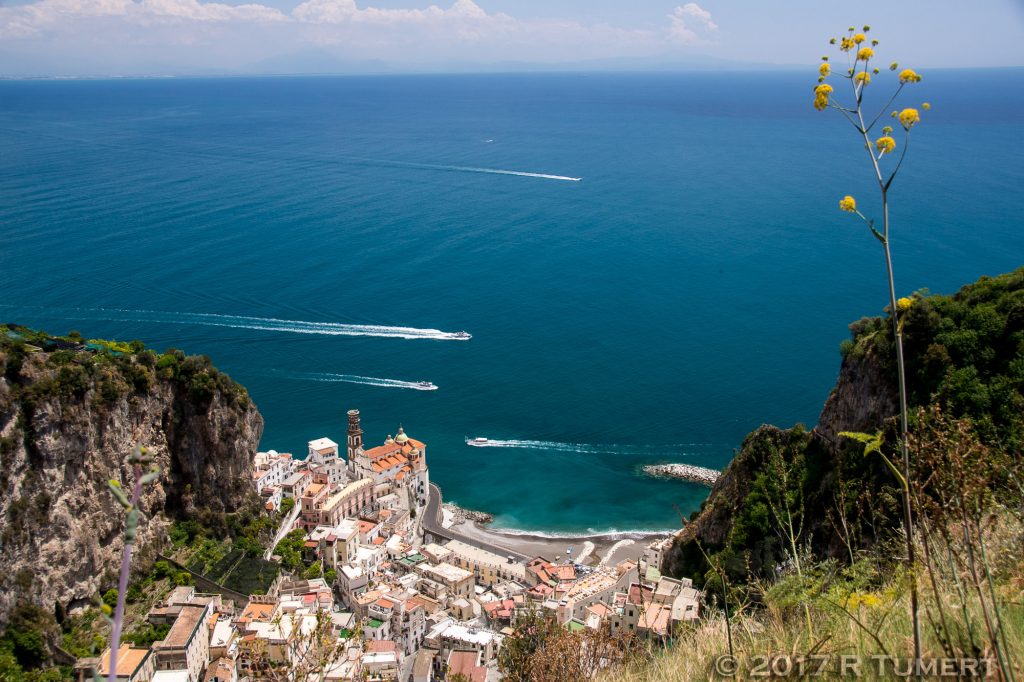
245 49 808 76
0 49 808 79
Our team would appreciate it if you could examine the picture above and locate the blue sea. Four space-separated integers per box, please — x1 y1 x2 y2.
2 70 1022 534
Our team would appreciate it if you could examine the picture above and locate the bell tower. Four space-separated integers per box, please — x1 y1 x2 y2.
347 409 363 464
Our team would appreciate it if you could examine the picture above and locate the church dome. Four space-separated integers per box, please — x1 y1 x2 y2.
395 426 409 444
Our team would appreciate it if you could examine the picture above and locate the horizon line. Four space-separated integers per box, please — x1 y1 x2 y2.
3 64 1022 82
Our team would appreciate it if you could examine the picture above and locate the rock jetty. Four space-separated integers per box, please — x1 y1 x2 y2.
643 463 721 486
443 503 494 525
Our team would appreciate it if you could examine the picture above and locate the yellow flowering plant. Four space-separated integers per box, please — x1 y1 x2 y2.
814 25 931 671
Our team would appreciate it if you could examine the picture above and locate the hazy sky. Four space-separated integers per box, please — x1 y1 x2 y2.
1 0 1022 76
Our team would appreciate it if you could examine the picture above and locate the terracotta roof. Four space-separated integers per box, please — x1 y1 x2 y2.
303 483 326 497
203 657 235 682
554 565 577 581
638 603 672 636
405 595 434 611
240 601 276 622
628 583 653 606
363 443 402 460
369 453 409 473
527 584 553 598
100 644 149 676
367 640 397 652
447 650 486 682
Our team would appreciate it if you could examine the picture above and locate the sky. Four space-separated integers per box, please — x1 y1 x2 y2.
0 0 1022 76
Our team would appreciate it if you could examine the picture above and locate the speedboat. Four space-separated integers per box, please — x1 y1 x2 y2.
466 437 489 446
452 331 472 340
416 381 437 389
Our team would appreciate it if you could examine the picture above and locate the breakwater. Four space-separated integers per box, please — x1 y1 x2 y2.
642 463 721 486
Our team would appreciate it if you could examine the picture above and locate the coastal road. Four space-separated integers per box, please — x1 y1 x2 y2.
423 483 530 563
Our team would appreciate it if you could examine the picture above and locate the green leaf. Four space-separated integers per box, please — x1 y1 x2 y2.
140 466 162 485
839 430 884 455
108 480 132 509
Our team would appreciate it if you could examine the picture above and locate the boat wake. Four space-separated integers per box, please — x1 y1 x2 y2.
442 165 581 182
357 157 581 182
3 306 470 341
275 371 437 391
465 438 636 455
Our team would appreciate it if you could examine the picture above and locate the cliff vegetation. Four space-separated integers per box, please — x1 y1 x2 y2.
0 324 265 675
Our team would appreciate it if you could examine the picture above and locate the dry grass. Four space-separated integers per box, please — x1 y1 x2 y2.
603 513 1024 681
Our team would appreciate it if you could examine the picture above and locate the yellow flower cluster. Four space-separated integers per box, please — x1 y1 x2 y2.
857 47 874 61
899 107 921 129
898 68 922 83
839 195 857 212
875 136 896 154
847 591 883 609
814 83 833 111
819 63 831 77
853 33 866 44
897 297 913 312
854 72 871 86
839 37 854 52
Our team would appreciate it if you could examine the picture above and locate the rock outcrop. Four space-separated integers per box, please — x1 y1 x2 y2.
814 344 899 450
0 335 263 627
663 338 900 581
664 266 1024 582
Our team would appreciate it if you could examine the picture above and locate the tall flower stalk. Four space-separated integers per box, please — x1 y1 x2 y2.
815 25 929 673
104 446 160 682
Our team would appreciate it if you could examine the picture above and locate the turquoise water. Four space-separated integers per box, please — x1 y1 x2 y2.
1 71 1022 534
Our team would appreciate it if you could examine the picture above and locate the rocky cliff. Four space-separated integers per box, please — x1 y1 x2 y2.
665 266 1024 582
0 329 263 627
663 345 899 580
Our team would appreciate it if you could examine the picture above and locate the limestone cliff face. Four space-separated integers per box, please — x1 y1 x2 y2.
0 343 263 626
814 344 899 450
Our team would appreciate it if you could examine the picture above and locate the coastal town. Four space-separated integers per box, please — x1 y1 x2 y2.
76 409 701 682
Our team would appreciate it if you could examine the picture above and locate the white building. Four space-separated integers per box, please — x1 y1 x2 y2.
444 540 525 585
423 619 503 662
252 450 296 511
151 603 212 682
308 437 347 487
